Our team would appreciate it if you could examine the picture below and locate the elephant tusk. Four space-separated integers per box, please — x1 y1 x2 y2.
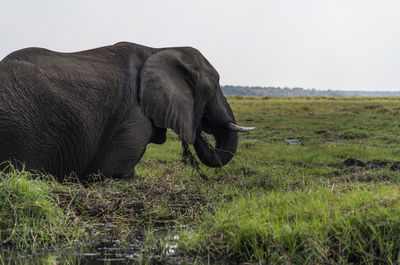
227 122 255 132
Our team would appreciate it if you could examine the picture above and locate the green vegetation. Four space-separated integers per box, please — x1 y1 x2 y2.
2 97 400 264
0 165 83 249
181 186 400 263
178 96 400 263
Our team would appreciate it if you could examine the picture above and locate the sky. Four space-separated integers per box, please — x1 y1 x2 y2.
1 0 400 91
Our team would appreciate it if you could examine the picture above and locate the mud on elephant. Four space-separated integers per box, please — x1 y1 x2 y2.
0 42 254 181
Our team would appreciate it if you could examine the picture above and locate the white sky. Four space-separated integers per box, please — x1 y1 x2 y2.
1 0 400 91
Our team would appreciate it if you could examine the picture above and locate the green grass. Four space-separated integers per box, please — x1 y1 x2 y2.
180 185 400 263
3 96 400 263
0 165 84 249
176 97 400 263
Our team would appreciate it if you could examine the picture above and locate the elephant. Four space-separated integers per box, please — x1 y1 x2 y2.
0 42 254 181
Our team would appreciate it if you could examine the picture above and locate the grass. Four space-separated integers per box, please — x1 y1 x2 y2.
2 96 400 263
0 165 84 249
180 185 400 263
176 96 400 263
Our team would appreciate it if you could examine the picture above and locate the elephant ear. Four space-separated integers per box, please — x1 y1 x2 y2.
139 49 199 144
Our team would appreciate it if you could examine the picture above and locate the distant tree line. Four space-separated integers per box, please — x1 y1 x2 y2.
221 85 400 97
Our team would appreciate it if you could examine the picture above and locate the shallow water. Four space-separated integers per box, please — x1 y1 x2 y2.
1 240 195 265
0 245 192 265
0 226 203 265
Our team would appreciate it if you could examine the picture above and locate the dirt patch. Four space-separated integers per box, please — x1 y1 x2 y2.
299 104 312 112
241 142 257 149
364 104 384 110
339 130 368 140
342 158 400 170
53 172 207 225
314 130 327 135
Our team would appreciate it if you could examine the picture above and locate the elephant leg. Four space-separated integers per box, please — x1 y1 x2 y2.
97 114 153 178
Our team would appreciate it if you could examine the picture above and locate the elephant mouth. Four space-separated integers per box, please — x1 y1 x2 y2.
193 117 254 167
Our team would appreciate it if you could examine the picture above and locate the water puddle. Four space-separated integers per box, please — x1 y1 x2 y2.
0 226 201 265
284 138 301 145
325 140 341 145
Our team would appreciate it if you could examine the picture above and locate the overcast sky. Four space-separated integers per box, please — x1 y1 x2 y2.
1 0 400 91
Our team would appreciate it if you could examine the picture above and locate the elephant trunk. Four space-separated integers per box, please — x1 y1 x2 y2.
193 126 238 167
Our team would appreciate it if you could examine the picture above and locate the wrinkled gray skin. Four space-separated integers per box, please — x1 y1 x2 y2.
0 42 238 181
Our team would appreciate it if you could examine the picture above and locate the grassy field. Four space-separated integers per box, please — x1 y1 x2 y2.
2 96 400 263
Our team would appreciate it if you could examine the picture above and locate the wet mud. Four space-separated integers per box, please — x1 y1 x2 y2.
342 158 400 170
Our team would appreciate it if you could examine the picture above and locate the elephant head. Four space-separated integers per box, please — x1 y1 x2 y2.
139 47 254 167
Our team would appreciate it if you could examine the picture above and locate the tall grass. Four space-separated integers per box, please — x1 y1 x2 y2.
0 165 83 249
180 184 400 263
